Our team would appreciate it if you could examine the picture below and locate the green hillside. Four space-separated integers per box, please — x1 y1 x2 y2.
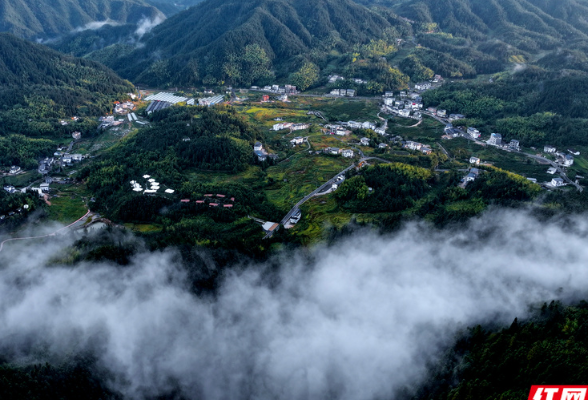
414 301 588 400
0 0 164 39
0 33 133 166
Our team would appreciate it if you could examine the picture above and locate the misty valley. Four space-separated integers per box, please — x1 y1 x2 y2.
2 0 588 399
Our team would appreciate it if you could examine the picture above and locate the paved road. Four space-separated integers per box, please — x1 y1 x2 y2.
279 156 391 227
279 163 357 226
0 209 91 253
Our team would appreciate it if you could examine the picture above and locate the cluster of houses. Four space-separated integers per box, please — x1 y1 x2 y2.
485 133 521 151
272 122 311 132
180 194 235 209
329 89 356 97
254 142 277 162
404 141 432 155
323 147 355 158
382 91 424 119
324 124 352 136
253 84 298 95
114 101 135 114
327 75 367 85
99 116 124 129
544 145 576 167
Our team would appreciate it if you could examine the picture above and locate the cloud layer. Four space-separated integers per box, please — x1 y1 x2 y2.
0 209 587 399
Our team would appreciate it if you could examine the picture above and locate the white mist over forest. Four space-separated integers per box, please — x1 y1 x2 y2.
0 209 586 399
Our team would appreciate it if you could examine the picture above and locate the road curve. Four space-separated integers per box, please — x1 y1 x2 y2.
0 209 91 253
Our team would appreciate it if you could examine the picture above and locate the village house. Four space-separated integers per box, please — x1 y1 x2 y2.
328 74 344 83
326 147 341 156
405 141 422 151
413 112 422 119
487 133 503 146
291 123 310 131
383 98 395 106
421 145 433 155
378 143 388 149
448 114 465 122
508 140 520 151
9 166 20 174
290 137 305 146
342 149 354 158
375 127 387 135
398 109 411 117
551 177 565 187
467 127 480 138
3 185 16 194
415 82 432 91
436 109 447 117
563 154 574 166
384 91 395 97
347 121 362 129
568 149 581 156
360 137 370 146
40 183 50 192
469 157 481 165
362 121 376 130
544 145 557 153
547 167 558 175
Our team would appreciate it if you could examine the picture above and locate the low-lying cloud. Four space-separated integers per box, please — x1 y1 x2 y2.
0 209 587 399
135 15 164 39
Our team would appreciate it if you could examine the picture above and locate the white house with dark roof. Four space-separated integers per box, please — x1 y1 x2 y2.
487 133 502 146
551 177 564 187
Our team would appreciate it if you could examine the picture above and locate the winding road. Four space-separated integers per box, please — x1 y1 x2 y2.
0 210 91 253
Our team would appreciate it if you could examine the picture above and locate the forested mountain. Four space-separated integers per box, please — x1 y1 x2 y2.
99 0 412 87
413 301 588 400
145 0 204 16
0 33 133 165
394 0 588 52
0 0 164 40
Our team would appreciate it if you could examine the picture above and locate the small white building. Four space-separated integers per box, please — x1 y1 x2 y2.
508 140 520 151
342 149 354 158
544 145 556 153
290 137 305 146
547 167 557 175
254 142 263 151
487 133 502 146
469 157 480 165
437 109 447 117
467 127 480 138
551 177 564 187
9 166 20 174
360 137 370 146
563 154 574 166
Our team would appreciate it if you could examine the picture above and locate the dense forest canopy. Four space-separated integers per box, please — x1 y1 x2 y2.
71 0 412 87
0 33 133 143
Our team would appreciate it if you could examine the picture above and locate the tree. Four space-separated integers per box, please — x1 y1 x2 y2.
290 62 320 91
